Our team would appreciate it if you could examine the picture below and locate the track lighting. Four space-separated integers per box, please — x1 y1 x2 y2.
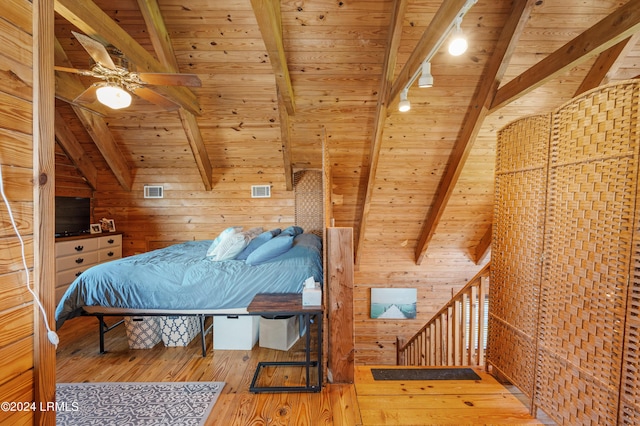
397 0 476 113
96 83 132 109
418 61 433 88
448 17 468 56
398 88 411 112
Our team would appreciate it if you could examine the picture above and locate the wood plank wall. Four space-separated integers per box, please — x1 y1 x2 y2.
353 243 489 364
91 166 296 257
0 0 36 424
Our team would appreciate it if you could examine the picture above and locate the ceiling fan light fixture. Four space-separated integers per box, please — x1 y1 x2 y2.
96 84 132 109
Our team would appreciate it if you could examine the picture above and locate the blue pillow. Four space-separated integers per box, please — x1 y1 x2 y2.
245 235 294 266
236 230 275 260
281 226 303 237
270 228 282 237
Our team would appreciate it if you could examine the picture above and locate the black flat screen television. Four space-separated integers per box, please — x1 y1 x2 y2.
55 196 91 237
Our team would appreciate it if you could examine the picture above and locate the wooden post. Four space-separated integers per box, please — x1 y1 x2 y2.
327 227 354 383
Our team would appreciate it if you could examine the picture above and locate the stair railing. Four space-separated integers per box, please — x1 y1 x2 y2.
397 262 490 367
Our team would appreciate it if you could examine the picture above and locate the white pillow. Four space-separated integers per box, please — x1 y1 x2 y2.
206 226 242 257
210 227 263 261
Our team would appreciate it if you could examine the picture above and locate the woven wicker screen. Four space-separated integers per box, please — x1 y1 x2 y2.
294 170 323 237
489 114 550 400
492 80 640 425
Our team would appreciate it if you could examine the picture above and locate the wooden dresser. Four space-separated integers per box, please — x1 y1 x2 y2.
55 232 123 304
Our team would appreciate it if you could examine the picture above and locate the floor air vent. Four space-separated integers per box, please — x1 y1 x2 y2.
251 185 271 198
144 185 164 199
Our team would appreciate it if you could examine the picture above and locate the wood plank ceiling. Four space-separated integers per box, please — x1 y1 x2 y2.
53 0 640 273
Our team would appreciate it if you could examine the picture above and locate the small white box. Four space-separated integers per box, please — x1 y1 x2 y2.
259 315 300 351
159 315 199 347
124 316 162 349
302 283 322 306
213 315 259 350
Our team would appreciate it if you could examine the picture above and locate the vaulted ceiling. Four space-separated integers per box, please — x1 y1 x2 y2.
53 0 640 271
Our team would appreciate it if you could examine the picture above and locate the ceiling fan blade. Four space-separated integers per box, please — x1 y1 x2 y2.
133 87 180 111
72 31 117 70
55 65 86 74
137 73 202 87
73 84 99 105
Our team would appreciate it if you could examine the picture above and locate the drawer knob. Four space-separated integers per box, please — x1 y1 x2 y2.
74 245 84 251
108 239 114 244
107 251 114 257
75 258 84 264
75 271 82 277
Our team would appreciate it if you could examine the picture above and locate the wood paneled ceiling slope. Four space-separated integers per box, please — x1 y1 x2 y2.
53 1 640 270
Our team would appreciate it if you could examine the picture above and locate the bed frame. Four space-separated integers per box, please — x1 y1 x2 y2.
89 311 215 357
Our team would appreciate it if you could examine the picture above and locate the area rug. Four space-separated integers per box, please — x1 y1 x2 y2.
56 381 225 426
371 367 481 381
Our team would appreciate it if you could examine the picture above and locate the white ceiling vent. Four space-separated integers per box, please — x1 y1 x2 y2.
144 185 164 199
251 185 271 198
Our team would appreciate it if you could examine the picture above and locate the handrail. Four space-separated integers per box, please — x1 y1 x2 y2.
397 262 490 366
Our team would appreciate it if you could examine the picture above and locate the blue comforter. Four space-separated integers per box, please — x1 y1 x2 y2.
55 233 323 329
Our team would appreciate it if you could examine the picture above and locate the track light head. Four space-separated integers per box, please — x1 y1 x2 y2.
398 88 411 112
418 61 433 88
448 18 468 56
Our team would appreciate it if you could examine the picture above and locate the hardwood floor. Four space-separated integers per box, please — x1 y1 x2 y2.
56 316 550 425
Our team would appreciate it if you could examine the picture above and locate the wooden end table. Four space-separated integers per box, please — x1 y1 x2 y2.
247 293 323 393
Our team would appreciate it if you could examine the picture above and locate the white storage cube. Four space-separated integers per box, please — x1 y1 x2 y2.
160 315 199 347
213 315 259 350
259 315 300 351
124 316 162 349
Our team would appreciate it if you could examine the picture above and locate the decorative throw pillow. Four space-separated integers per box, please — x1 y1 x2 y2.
206 226 242 257
280 226 304 237
236 229 275 260
210 227 263 261
245 234 295 266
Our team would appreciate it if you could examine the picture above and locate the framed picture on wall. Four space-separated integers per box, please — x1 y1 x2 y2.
90 223 102 234
370 288 417 319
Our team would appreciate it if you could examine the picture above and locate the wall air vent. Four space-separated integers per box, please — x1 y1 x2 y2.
251 185 271 198
144 185 164 199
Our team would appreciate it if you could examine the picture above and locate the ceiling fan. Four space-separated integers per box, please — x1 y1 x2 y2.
55 31 201 111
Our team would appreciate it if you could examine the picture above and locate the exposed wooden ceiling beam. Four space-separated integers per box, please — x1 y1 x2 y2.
54 0 201 116
250 0 295 189
491 0 640 111
277 85 293 190
54 37 132 191
54 109 98 190
574 33 640 96
250 0 295 116
355 0 408 265
414 0 534 264
74 106 133 191
136 0 214 191
474 224 492 265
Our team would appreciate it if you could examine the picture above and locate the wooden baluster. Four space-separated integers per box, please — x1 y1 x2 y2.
469 285 478 366
454 299 462 366
478 276 488 366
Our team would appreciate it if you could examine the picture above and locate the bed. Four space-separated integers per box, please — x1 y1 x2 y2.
54 227 323 355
